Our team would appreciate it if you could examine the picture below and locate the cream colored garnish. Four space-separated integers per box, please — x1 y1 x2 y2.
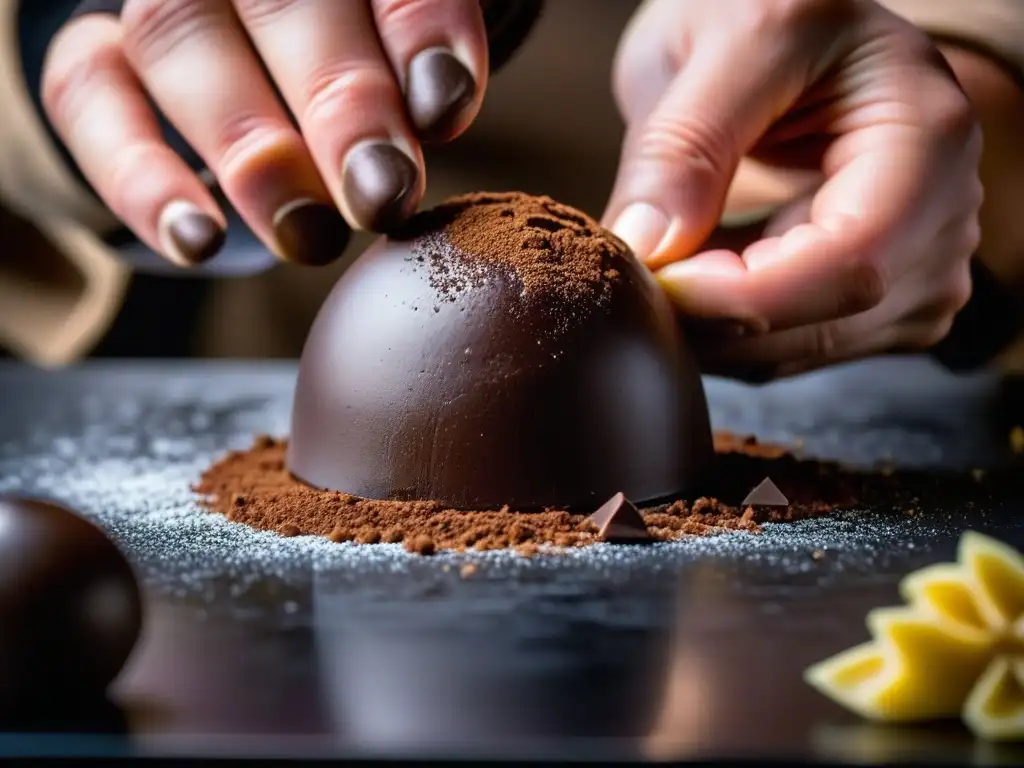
805 531 1024 741
1010 427 1024 454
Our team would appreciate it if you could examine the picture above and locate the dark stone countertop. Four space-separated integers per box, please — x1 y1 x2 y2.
0 357 1023 764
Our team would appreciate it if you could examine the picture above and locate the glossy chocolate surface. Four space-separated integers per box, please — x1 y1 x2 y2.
0 497 142 703
289 204 713 510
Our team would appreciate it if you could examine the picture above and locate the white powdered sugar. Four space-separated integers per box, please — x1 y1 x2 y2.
0 361 996 607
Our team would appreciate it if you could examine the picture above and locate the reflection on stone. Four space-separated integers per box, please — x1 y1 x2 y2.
811 723 978 764
643 563 722 760
805 531 1024 741
0 694 127 735
115 594 325 740
314 570 678 756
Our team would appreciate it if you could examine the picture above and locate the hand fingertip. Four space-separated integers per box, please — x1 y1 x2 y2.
654 265 694 297
340 140 421 232
741 237 785 272
157 200 226 267
272 198 351 267
608 202 670 263
406 47 479 143
658 250 748 278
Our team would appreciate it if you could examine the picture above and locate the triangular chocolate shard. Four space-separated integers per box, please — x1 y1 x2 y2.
742 477 789 507
588 492 652 542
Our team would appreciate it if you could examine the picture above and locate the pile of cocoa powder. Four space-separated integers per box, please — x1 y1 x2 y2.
193 431 1006 556
403 191 625 311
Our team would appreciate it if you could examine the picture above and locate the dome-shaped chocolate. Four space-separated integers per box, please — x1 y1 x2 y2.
0 496 142 704
289 193 712 510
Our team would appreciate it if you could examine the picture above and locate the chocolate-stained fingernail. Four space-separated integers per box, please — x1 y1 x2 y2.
273 199 351 266
406 48 476 142
159 200 225 266
341 142 419 232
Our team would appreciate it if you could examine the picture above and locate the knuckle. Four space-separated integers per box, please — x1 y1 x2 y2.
942 263 973 314
612 41 680 122
929 88 978 144
121 0 216 65
745 0 857 37
947 281 972 315
301 65 394 127
372 0 442 30
636 114 738 182
969 178 985 214
909 272 971 349
105 142 170 216
611 0 684 119
233 0 302 28
916 314 956 349
42 34 125 128
940 212 982 258
958 214 982 256
209 113 291 169
757 0 823 26
841 253 888 314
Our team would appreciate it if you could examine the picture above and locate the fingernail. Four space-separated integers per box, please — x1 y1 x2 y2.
272 199 351 266
610 203 670 262
341 141 419 232
158 200 225 266
406 47 477 142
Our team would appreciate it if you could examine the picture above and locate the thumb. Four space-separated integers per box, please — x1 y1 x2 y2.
604 44 800 269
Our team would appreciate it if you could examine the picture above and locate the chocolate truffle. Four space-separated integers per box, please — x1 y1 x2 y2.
0 497 142 703
289 192 713 510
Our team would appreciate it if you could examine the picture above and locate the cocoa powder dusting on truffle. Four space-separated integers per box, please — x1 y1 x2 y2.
192 432 924 556
404 192 627 307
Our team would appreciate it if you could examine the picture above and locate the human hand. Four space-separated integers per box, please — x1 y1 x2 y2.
42 0 490 268
604 0 983 379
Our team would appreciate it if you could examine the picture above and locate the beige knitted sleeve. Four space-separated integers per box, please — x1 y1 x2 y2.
0 1 129 367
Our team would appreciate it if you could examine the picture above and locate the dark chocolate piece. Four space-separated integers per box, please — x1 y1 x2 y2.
0 496 142 703
741 477 789 507
588 492 652 542
289 193 714 510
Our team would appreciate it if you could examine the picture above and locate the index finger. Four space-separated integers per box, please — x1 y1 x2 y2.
658 60 980 333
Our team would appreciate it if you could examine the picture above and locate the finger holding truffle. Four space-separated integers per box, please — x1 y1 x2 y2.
370 0 489 143
234 0 425 234
605 0 982 378
42 14 226 268
118 0 350 267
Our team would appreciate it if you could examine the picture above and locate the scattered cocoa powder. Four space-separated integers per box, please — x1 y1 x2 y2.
406 535 436 556
194 436 736 555
402 192 625 310
196 429 1023 556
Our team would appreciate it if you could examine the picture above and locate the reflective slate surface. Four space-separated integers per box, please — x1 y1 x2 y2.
0 358 1023 763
